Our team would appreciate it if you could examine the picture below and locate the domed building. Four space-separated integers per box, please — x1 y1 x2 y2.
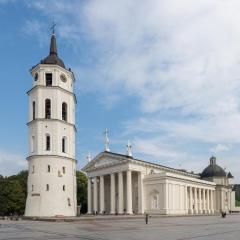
201 156 235 214
83 147 237 215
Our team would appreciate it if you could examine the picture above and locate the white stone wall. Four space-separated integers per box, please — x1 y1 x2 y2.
25 156 76 216
25 63 77 217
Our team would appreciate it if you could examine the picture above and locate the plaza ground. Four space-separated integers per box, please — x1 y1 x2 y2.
0 214 240 240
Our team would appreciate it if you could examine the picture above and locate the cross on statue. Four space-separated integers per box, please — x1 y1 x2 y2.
51 21 56 34
126 140 133 157
86 153 92 162
104 128 110 152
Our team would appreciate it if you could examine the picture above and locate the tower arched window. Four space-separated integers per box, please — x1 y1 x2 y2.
32 101 36 120
62 102 67 121
46 73 52 86
62 137 66 153
45 99 51 119
31 136 35 153
46 135 51 151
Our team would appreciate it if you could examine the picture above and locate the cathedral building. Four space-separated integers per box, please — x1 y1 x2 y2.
25 30 77 217
82 142 236 215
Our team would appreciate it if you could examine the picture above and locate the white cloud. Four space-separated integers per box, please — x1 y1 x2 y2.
134 137 183 160
210 144 232 154
0 150 27 176
25 1 240 181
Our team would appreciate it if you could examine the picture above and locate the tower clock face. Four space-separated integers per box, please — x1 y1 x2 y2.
60 74 67 83
34 73 38 81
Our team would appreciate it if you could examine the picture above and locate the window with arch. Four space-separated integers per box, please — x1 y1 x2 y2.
62 102 67 121
62 137 66 153
62 166 66 174
46 73 52 86
46 184 49 191
45 99 51 119
32 165 35 174
68 198 71 206
47 165 51 172
46 135 51 151
32 101 36 120
31 136 35 153
63 185 65 191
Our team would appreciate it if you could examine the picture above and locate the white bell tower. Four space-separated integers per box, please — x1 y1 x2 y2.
25 29 77 217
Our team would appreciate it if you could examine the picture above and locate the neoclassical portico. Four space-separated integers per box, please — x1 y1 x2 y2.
82 151 235 215
87 167 144 215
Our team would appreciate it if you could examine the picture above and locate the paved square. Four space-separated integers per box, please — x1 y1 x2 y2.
0 214 240 240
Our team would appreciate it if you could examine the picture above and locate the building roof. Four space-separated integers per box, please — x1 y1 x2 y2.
201 156 226 178
82 151 200 178
40 33 65 69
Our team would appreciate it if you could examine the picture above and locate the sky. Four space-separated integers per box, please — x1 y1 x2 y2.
0 0 240 182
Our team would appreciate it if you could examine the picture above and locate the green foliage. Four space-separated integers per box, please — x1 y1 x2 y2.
76 171 88 214
236 200 240 207
0 171 28 216
234 185 240 201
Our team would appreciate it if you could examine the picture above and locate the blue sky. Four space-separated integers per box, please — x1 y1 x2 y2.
0 0 240 182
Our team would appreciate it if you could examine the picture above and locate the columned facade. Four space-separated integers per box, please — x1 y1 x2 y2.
83 152 235 215
87 169 145 215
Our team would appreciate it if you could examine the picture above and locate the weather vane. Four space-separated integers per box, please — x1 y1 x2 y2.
51 20 56 34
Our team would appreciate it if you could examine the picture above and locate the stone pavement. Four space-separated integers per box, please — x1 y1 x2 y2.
0 214 240 240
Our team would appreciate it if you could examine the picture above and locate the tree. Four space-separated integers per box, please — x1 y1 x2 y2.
0 171 28 216
0 178 25 215
76 171 88 214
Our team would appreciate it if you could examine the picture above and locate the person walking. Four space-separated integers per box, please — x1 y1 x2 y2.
145 213 149 224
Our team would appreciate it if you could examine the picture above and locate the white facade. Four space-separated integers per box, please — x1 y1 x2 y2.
25 34 77 217
82 152 236 215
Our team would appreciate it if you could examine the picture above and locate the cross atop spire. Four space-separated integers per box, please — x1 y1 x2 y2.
51 21 56 35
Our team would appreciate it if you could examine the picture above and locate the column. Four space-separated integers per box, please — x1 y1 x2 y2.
211 190 214 213
206 189 210 214
93 177 98 213
87 178 92 214
203 189 206 214
110 173 115 214
194 187 198 214
138 172 144 214
118 172 124 214
228 191 231 211
100 175 105 214
163 182 169 214
199 188 202 214
126 170 133 214
184 186 188 214
189 186 193 214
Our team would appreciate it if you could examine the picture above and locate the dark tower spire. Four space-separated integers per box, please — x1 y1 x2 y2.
50 21 57 55
40 23 65 68
50 34 57 55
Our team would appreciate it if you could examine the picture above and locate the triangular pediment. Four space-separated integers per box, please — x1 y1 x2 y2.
82 151 129 172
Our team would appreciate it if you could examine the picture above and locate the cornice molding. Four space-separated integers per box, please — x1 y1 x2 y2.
27 85 77 104
27 154 77 163
27 118 77 132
